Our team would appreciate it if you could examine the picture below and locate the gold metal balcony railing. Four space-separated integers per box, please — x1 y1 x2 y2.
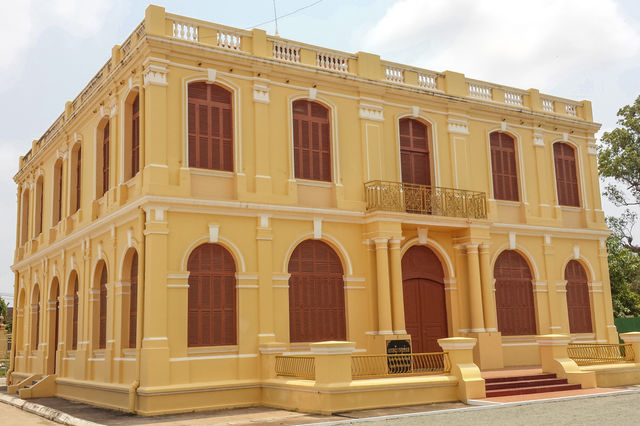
567 343 635 366
364 181 487 219
275 355 315 379
351 352 450 379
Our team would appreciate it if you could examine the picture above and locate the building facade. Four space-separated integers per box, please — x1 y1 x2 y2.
9 5 616 414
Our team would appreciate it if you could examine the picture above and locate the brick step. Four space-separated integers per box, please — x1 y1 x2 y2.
485 373 557 384
486 377 569 390
485 383 582 398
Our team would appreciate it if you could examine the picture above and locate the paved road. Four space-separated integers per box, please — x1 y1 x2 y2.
0 401 56 425
357 392 640 425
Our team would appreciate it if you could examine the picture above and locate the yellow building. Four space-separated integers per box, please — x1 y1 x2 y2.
8 5 619 415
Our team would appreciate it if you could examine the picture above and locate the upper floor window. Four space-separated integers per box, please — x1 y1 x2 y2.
490 132 519 201
96 121 110 197
553 142 580 207
34 176 44 236
399 118 431 186
188 82 233 171
292 100 331 182
71 145 81 213
20 188 30 245
125 93 140 180
52 159 63 225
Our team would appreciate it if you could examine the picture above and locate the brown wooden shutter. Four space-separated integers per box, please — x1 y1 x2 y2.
53 284 59 352
99 265 107 349
72 277 78 350
75 148 81 213
35 179 43 235
188 82 233 171
490 132 519 201
102 123 110 196
288 240 345 342
292 100 331 181
565 260 592 333
554 143 580 207
131 96 140 177
34 287 40 349
399 118 431 186
494 250 536 335
187 244 236 347
56 162 63 223
129 252 138 348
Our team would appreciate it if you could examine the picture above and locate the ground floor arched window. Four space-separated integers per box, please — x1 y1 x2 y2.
494 250 536 335
565 260 592 333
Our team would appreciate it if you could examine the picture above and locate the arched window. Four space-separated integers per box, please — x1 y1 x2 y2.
490 132 519 201
553 143 580 207
494 250 536 335
53 160 63 225
399 118 431 186
565 260 592 333
288 240 345 342
69 273 79 350
187 244 236 346
70 145 81 213
129 252 138 348
188 82 233 171
34 176 44 236
31 284 41 350
292 100 331 181
20 188 30 245
98 263 107 349
49 278 60 374
97 121 110 197
131 95 140 177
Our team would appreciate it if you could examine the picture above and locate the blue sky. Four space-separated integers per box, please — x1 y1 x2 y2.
1 0 639 305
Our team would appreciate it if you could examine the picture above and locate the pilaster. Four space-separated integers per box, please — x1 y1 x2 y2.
373 238 393 335
256 216 275 345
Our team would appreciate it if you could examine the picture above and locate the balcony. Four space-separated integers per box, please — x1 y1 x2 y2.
364 180 487 219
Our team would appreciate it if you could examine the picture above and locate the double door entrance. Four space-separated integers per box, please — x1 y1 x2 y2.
402 246 448 353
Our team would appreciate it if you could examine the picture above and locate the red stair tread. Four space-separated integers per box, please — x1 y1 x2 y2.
485 383 582 398
486 378 568 390
484 373 556 384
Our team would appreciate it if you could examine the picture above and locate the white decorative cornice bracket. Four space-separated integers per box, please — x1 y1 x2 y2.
533 133 545 147
143 64 168 88
448 118 469 135
253 84 270 104
359 103 384 122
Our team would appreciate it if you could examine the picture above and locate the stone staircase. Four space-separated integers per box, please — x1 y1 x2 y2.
485 372 581 397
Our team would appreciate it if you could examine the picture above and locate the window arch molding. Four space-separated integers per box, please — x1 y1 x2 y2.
180 234 246 274
559 254 596 283
485 128 526 203
181 75 241 174
490 244 541 282
120 87 141 183
281 232 352 276
287 93 341 184
550 139 586 209
394 113 440 187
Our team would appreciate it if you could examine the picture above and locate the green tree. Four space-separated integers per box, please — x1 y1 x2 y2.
606 220 640 317
598 95 640 253
0 297 9 333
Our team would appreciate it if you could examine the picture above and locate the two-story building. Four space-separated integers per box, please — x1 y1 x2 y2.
8 5 616 415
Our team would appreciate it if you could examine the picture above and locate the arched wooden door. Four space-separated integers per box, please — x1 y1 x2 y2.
288 240 345 342
494 250 536 335
400 118 431 186
402 246 447 353
565 260 592 333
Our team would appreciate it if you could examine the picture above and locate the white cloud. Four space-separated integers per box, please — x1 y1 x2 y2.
361 0 640 90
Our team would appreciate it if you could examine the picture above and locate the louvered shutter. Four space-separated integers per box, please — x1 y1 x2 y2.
75 148 81 213
34 289 40 349
99 266 107 349
188 82 233 171
131 96 140 176
102 123 110 195
494 250 536 335
490 132 519 201
54 286 59 353
554 143 580 207
72 278 78 350
565 260 592 333
187 244 236 347
288 240 345 342
292 100 331 181
129 253 138 348
399 118 431 186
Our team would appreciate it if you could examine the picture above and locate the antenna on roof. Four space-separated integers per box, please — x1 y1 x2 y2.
273 0 280 36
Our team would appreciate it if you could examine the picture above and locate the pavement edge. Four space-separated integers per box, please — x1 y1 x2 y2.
0 392 101 426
